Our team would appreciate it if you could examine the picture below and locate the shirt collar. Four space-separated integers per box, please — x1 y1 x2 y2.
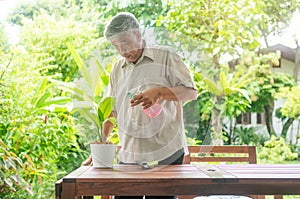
121 40 154 68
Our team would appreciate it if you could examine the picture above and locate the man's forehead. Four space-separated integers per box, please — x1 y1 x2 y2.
111 34 128 43
110 30 137 42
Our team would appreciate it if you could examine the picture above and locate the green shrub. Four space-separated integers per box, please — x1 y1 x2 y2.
6 0 70 26
0 22 8 52
20 10 101 82
0 140 33 198
0 46 87 198
258 135 298 163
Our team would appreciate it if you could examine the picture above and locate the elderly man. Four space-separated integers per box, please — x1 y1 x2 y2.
85 12 198 199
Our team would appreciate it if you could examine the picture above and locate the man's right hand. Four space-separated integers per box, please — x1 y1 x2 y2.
82 155 93 166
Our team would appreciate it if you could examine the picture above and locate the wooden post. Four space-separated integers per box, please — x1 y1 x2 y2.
62 179 77 199
293 44 300 82
55 179 63 199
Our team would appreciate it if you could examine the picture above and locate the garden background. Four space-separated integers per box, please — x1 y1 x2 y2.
1 0 300 198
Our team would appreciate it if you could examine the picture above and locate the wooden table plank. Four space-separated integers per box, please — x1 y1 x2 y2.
77 165 210 180
195 165 238 178
217 164 300 178
57 164 300 198
63 166 91 182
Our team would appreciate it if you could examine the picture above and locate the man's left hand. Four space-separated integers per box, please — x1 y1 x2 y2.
130 87 161 109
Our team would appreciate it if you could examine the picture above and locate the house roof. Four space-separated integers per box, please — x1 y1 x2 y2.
228 43 296 69
259 44 295 62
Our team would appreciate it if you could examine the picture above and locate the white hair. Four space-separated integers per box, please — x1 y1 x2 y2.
104 12 140 40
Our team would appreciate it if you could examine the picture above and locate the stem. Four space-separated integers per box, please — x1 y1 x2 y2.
98 128 102 143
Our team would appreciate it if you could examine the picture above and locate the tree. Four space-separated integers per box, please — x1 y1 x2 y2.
160 0 263 144
0 45 88 197
19 10 101 81
275 86 300 139
159 0 299 144
245 54 295 137
276 86 300 118
0 22 8 53
7 0 69 25
258 0 300 47
195 65 255 144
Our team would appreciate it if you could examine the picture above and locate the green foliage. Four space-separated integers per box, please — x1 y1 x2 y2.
19 10 101 81
65 42 116 142
190 60 257 144
6 0 69 25
197 64 256 116
186 136 201 146
0 140 32 197
2 0 299 197
248 70 295 113
258 135 298 163
98 0 169 28
160 0 262 62
235 51 296 137
239 51 296 111
159 0 267 144
0 45 87 198
0 22 8 52
185 71 213 143
274 86 300 138
232 126 265 146
258 0 300 43
191 60 256 143
275 86 300 119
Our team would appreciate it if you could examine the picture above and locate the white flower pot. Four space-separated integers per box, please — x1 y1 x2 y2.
90 144 116 168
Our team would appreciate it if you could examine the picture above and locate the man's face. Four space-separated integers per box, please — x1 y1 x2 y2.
111 30 143 63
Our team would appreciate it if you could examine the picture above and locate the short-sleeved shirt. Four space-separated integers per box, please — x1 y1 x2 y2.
107 45 196 163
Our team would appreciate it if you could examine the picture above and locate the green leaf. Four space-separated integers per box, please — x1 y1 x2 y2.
97 108 104 124
235 88 251 102
66 42 92 85
39 96 72 107
213 46 221 55
4 178 14 190
202 76 222 96
220 71 229 95
73 106 101 130
31 78 50 105
231 67 246 86
35 92 51 108
101 73 110 88
98 97 115 123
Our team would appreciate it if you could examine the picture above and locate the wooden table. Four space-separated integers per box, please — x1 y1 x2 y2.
55 164 300 199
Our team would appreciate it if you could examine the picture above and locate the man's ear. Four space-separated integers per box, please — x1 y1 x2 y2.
134 30 142 42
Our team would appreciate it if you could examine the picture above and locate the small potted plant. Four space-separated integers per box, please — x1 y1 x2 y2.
88 96 116 168
66 42 117 168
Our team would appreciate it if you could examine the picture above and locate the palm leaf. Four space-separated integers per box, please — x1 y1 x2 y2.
230 67 246 86
220 71 229 95
66 42 92 86
202 77 222 96
235 88 251 102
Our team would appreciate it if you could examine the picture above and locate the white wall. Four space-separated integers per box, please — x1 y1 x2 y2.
273 59 295 76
